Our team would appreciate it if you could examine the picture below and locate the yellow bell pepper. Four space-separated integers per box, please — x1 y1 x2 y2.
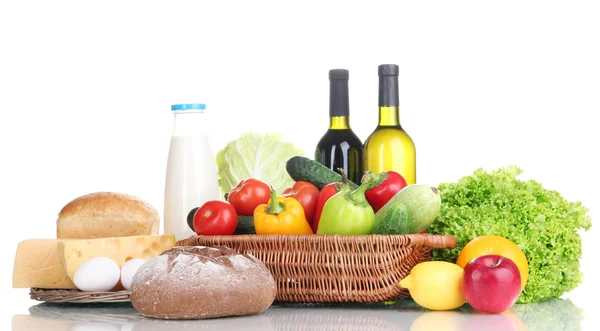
254 187 313 235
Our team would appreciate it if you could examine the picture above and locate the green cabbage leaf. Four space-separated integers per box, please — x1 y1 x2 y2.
216 132 304 195
427 165 592 303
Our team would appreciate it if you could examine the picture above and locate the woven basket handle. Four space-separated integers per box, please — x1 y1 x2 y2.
419 234 457 249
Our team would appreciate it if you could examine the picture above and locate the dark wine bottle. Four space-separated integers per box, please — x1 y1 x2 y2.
315 69 363 185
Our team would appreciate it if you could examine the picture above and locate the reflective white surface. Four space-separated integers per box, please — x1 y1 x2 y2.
1 2 598 331
9 298 586 331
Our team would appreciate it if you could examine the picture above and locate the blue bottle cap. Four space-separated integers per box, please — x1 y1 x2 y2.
171 104 206 111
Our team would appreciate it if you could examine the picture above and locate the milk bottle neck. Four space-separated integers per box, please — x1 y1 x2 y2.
172 111 209 136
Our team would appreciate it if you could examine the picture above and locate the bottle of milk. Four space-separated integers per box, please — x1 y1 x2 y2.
164 103 220 241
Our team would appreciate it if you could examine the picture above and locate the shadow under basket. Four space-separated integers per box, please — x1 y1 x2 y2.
177 233 456 304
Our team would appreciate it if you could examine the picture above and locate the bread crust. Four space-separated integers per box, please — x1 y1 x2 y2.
57 192 159 239
130 246 276 319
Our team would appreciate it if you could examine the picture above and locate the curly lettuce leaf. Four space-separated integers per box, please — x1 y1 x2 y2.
428 165 592 303
216 132 304 195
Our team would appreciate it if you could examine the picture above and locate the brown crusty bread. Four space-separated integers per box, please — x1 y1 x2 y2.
130 246 276 319
57 192 160 239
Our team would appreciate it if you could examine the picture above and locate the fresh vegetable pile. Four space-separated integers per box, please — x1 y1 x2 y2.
427 166 592 303
191 153 440 237
194 133 593 309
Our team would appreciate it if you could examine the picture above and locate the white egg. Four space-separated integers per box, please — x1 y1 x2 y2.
120 258 147 291
73 257 120 292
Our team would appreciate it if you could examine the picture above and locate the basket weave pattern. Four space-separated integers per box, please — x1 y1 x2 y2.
30 288 130 303
177 234 455 303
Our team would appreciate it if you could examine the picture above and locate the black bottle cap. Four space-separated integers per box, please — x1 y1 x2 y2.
378 64 399 76
378 65 399 107
329 69 350 117
329 69 349 81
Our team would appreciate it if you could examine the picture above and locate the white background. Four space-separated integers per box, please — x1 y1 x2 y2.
1 0 598 329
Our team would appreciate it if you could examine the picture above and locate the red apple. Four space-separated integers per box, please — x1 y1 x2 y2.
461 254 522 314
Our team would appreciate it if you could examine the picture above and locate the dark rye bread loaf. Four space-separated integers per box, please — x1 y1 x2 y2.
130 245 276 319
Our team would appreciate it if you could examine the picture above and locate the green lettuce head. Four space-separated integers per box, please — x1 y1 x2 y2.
428 166 592 304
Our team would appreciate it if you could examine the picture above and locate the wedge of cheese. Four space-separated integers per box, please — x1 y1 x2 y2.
57 234 176 281
12 239 76 289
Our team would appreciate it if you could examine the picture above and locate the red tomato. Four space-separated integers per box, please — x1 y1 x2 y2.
282 181 320 224
193 200 238 235
228 178 271 216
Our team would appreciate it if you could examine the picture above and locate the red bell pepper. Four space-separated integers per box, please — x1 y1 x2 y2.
312 182 341 233
363 171 408 213
282 181 320 225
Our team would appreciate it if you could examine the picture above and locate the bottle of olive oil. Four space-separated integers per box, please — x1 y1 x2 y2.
363 64 416 184
315 69 363 185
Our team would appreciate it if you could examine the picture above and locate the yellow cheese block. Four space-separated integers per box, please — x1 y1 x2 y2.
12 239 76 289
57 234 176 281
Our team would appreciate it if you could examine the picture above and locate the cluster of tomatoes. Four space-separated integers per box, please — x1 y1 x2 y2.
189 178 321 236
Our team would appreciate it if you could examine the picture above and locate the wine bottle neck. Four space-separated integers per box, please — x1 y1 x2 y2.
378 75 399 107
378 66 400 127
330 73 350 117
329 116 350 130
378 107 400 126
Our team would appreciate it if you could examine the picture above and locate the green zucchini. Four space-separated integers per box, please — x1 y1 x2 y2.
286 156 359 190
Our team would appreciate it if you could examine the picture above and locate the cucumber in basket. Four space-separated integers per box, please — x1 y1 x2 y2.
286 156 359 190
234 215 256 234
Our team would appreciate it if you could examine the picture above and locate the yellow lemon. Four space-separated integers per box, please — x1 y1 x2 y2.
399 261 466 311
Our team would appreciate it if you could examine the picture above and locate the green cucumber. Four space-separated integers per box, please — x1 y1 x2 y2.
373 202 410 234
234 215 256 234
286 156 359 190
187 207 201 232
373 184 442 234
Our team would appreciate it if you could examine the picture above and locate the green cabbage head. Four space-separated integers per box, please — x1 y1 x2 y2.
216 132 304 196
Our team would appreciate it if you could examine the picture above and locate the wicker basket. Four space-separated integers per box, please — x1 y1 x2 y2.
177 233 456 303
29 288 130 303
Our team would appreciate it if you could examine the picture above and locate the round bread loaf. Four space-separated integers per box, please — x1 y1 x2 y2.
57 192 160 239
130 245 276 320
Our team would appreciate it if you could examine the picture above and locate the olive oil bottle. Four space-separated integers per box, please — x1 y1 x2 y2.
363 64 416 184
315 69 363 185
